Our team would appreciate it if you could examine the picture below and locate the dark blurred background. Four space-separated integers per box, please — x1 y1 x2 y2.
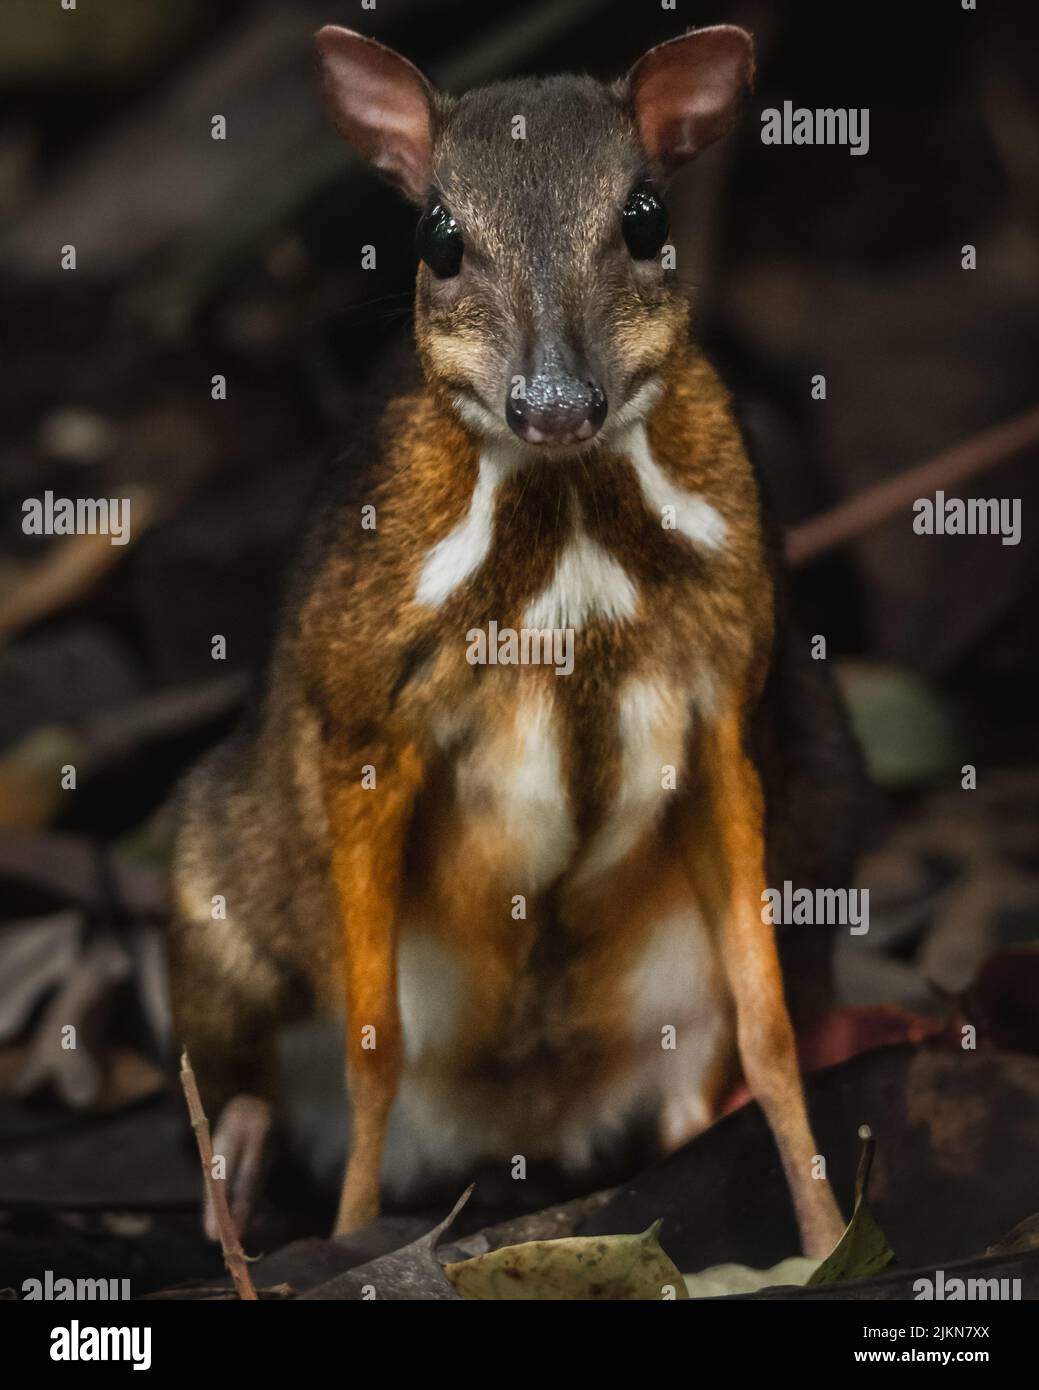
1 0 1037 1295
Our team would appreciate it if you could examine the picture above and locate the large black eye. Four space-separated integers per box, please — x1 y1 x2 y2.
416 203 464 278
621 184 669 260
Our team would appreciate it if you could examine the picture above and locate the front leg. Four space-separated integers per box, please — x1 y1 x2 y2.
692 706 845 1258
322 740 424 1236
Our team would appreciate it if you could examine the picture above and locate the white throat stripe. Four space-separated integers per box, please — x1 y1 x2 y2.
625 422 727 551
415 450 511 607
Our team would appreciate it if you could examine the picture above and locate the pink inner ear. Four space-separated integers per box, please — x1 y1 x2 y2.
630 25 755 170
316 26 435 202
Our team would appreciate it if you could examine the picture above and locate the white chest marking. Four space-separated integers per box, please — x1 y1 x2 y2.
626 906 717 1040
554 904 723 1170
578 678 690 880
625 422 728 551
456 692 576 890
415 449 512 608
524 525 638 630
627 906 727 1149
396 933 465 1064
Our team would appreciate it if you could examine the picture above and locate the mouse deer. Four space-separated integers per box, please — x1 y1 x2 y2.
169 23 862 1258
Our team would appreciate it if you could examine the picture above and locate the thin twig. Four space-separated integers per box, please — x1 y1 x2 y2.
179 1047 257 1301
786 405 1039 567
855 1124 876 1207
0 485 159 643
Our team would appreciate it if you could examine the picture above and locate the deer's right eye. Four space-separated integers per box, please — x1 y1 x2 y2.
416 204 464 278
621 184 669 260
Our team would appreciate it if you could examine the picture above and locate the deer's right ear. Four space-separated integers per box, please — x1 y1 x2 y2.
316 26 437 203
627 25 754 172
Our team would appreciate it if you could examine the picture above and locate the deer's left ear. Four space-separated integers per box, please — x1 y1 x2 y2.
315 25 439 203
627 25 755 171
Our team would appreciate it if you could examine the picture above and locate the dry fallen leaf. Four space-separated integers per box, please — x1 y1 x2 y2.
683 1256 821 1299
443 1221 687 1301
984 1213 1039 1258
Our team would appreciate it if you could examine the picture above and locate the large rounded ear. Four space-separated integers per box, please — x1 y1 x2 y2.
315 26 438 203
627 25 754 171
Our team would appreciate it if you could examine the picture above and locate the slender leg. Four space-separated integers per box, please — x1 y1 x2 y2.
206 1094 273 1240
692 707 845 1258
168 901 285 1240
323 742 424 1236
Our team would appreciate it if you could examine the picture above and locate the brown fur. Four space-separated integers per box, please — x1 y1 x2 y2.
169 25 863 1255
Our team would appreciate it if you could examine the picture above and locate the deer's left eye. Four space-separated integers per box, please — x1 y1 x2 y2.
621 185 669 260
416 203 464 278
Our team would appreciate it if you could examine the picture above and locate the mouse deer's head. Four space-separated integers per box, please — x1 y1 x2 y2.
317 25 753 452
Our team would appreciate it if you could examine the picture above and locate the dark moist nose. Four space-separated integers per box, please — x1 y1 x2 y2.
506 372 607 446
